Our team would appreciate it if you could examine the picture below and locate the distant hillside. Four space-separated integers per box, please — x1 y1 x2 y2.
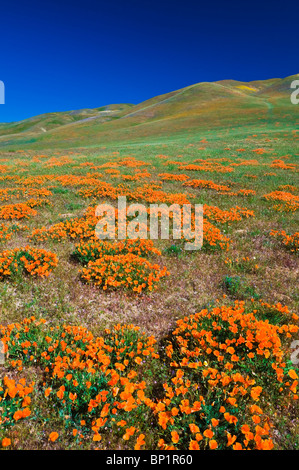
0 74 298 150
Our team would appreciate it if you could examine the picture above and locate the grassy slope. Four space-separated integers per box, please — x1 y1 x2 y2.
0 74 298 150
0 103 134 140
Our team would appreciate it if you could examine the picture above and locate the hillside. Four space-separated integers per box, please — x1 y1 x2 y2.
0 74 298 150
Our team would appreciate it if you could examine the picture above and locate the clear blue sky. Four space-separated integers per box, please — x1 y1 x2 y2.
0 0 298 122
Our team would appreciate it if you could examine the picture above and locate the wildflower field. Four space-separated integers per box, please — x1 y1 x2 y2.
0 120 298 450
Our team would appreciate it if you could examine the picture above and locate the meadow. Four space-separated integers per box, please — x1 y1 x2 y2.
0 109 298 450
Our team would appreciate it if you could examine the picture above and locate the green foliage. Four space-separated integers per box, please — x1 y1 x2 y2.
223 275 241 296
52 187 69 194
223 275 260 300
163 244 183 257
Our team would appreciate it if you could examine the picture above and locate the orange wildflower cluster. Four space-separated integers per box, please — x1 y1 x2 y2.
42 156 74 168
201 219 230 251
73 161 103 171
274 202 299 213
0 246 58 279
121 171 152 181
127 184 191 205
270 159 298 171
0 175 19 183
0 375 34 440
77 181 191 206
84 156 151 172
277 185 298 194
177 162 234 173
18 175 55 187
0 203 37 220
244 174 257 179
183 179 256 197
233 189 256 196
0 300 297 450
25 197 51 208
128 184 191 205
0 187 52 203
0 188 17 203
0 223 28 241
193 157 232 162
73 238 161 265
270 230 299 253
0 318 159 447
252 149 267 155
85 172 104 179
30 154 52 162
80 253 169 293
158 173 190 182
0 165 9 174
231 159 260 167
257 300 296 320
157 301 298 450
121 174 138 181
104 168 121 176
204 205 255 224
117 157 151 168
156 154 171 160
96 161 119 169
183 179 231 193
263 191 299 212
53 174 101 187
30 212 99 242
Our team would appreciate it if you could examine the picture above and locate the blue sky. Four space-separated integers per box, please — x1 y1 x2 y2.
0 0 298 122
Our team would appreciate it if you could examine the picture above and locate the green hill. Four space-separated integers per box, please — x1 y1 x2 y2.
0 74 298 150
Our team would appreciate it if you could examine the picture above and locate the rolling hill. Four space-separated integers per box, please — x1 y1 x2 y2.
0 74 298 150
